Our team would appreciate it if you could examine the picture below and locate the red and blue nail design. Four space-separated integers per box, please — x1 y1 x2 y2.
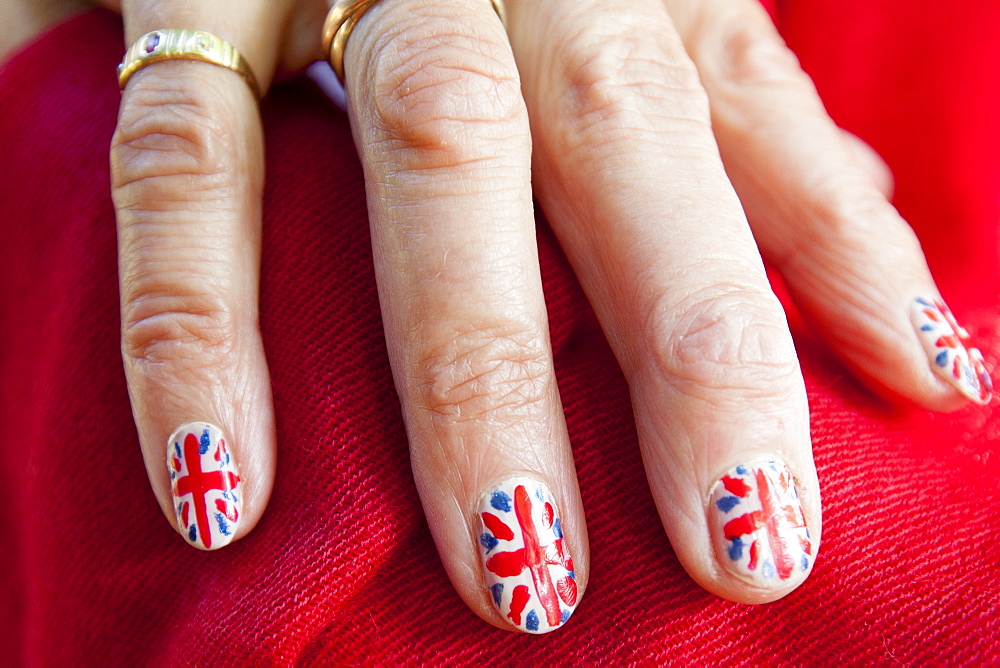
911 296 992 405
167 422 241 550
477 478 577 633
709 457 813 587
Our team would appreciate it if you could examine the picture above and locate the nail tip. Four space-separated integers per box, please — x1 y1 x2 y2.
182 534 235 551
911 297 993 406
709 457 815 591
167 421 242 553
478 477 578 635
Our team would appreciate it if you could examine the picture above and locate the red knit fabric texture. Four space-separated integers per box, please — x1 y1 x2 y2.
1 5 998 664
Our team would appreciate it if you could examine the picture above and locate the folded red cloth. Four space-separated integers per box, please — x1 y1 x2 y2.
1 6 997 664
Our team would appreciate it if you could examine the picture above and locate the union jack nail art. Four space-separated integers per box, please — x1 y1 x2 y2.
477 478 578 633
911 296 993 405
167 422 241 550
709 457 813 587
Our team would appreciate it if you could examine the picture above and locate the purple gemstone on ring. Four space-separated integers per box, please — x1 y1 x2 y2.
145 33 160 53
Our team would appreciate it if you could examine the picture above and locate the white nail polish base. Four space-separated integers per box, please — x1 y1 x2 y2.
708 457 813 588
476 477 577 633
911 297 992 405
167 422 242 551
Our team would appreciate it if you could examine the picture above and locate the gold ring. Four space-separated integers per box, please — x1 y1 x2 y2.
117 30 261 99
323 0 507 85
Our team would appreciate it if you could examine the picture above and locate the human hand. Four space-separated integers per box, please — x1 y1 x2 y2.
107 0 991 635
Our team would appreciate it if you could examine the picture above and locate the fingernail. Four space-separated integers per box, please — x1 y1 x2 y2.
167 422 242 550
709 457 813 588
477 477 578 633
911 296 993 405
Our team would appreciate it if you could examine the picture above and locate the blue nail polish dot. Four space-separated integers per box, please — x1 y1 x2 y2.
561 609 571 624
491 490 512 512
916 297 932 306
801 554 810 571
215 512 231 536
553 517 563 539
735 465 748 475
480 533 499 552
490 583 504 607
526 610 539 632
568 570 575 580
921 324 934 331
199 429 211 454
728 537 745 561
174 442 182 459
535 486 545 502
761 561 775 579
936 351 949 367
716 496 741 513
188 525 198 543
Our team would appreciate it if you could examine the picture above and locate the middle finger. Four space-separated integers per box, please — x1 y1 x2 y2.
342 0 588 633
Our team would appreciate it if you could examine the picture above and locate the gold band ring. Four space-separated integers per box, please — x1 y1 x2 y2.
323 0 507 84
117 30 261 99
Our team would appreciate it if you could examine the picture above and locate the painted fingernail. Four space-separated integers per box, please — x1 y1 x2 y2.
709 457 813 588
477 478 578 633
911 296 993 405
167 422 242 550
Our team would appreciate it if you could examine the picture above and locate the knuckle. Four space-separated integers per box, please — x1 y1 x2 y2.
414 324 553 425
120 289 235 369
789 202 926 281
362 16 527 167
788 182 914 264
555 12 712 140
708 10 810 90
111 72 243 202
810 190 885 245
646 287 799 397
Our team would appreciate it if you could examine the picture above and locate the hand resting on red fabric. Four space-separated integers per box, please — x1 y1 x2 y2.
3 3 1000 662
4 0 993 638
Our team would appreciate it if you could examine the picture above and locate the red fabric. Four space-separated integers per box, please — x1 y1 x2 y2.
2 5 998 664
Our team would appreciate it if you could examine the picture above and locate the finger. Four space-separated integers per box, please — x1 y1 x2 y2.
343 0 586 632
505 0 818 602
664 0 992 408
841 130 894 199
111 1 287 549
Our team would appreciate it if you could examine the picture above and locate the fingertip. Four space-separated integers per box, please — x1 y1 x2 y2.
816 292 994 413
704 456 817 602
474 476 582 633
665 453 820 605
165 422 242 550
908 296 993 408
156 412 275 550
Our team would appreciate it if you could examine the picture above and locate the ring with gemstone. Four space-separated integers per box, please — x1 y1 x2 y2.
117 29 260 99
